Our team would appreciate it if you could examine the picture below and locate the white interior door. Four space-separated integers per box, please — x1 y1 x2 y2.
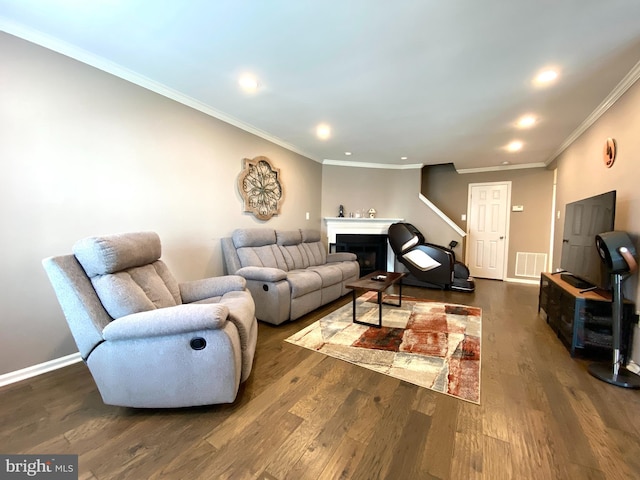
466 182 510 280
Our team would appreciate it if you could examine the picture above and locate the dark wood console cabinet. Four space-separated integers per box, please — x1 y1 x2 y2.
538 272 635 358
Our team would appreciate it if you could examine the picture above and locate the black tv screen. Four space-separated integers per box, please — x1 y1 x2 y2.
560 190 616 290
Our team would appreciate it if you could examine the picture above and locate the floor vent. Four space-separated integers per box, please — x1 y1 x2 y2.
515 252 547 278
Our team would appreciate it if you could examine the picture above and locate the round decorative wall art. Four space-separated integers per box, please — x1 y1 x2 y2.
237 156 284 221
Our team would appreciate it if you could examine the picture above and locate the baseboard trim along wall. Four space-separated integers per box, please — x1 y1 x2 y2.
0 352 83 388
505 277 539 286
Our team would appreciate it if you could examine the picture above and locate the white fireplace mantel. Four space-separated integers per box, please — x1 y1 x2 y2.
323 217 404 244
324 217 403 271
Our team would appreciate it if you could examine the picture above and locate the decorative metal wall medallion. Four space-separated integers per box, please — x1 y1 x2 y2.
238 156 283 220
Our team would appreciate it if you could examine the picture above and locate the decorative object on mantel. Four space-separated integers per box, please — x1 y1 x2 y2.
338 205 344 217
603 137 617 168
368 208 377 218
237 156 283 221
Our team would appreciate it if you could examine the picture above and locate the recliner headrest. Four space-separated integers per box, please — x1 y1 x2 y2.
388 222 424 255
232 228 276 248
276 230 302 246
301 229 321 243
73 231 161 277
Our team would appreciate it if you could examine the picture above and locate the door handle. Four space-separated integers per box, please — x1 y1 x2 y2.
499 236 504 240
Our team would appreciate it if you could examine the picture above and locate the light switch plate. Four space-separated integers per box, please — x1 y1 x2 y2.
512 205 524 212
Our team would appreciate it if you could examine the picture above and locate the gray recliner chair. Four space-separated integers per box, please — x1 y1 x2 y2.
42 231 258 408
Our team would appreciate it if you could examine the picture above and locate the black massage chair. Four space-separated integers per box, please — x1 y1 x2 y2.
388 222 475 292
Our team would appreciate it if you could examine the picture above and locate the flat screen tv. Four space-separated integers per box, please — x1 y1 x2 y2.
559 190 616 290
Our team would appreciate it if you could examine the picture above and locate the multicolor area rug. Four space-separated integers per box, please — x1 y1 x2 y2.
285 292 482 403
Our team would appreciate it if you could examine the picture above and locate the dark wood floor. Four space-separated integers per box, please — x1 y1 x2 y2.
2 279 640 479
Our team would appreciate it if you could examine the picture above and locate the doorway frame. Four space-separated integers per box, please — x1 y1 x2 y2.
465 181 512 281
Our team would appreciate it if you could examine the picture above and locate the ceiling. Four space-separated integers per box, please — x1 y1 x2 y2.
2 1 640 172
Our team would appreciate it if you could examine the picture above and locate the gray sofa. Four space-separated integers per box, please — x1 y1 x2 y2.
222 228 360 325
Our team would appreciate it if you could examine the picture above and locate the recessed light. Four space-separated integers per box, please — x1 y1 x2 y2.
502 161 510 165
533 69 558 85
506 140 523 152
400 156 408 160
316 124 331 140
345 152 352 156
517 115 537 128
238 73 259 91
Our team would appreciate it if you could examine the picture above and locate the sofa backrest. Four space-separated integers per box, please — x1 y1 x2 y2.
42 254 113 359
227 228 327 272
232 228 289 270
73 232 182 319
301 229 327 266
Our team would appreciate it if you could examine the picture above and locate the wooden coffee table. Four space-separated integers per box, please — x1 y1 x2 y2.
345 271 406 328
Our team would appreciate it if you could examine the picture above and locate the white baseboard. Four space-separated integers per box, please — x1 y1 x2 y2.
504 277 539 285
0 352 83 388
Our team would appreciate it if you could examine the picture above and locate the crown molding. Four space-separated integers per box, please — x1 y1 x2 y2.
0 20 321 162
545 58 640 165
322 159 424 170
455 162 547 174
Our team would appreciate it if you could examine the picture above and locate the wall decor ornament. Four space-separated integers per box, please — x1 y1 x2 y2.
238 156 284 221
603 138 617 168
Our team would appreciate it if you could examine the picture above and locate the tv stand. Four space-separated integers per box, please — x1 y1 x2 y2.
560 273 594 290
538 272 635 358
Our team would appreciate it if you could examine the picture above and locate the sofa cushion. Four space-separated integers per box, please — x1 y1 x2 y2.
236 244 288 270
276 229 302 246
73 232 182 319
280 244 310 270
301 229 321 243
91 261 181 319
301 241 327 266
308 264 343 287
232 228 276 248
286 270 323 298
298 230 326 266
331 260 360 280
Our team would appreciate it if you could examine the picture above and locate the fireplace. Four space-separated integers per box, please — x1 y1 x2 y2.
335 234 388 277
324 217 404 274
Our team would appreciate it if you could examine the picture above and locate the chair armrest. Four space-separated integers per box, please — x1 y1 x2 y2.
179 275 246 303
236 266 287 282
327 252 357 263
102 303 230 341
422 244 455 265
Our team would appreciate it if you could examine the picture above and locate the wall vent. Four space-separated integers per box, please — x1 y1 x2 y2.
515 252 547 278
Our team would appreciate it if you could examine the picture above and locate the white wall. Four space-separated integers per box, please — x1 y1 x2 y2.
0 33 322 375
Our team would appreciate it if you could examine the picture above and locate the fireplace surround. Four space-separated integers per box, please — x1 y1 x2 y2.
324 217 404 274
